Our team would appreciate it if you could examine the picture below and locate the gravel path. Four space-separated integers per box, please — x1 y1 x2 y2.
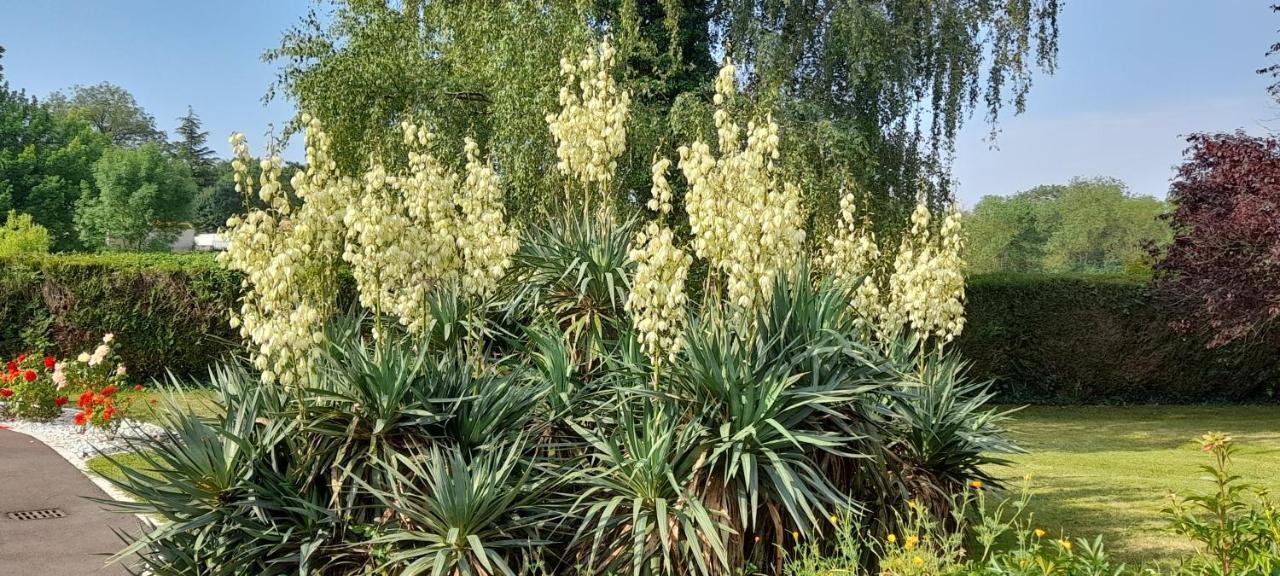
0 408 167 462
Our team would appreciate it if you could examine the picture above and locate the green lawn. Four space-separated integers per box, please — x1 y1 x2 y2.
1000 405 1280 565
119 387 220 426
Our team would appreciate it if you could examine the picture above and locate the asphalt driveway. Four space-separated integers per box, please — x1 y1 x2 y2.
0 429 133 575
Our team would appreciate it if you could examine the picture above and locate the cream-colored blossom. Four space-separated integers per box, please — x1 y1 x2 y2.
220 114 347 386
627 158 691 365
677 60 805 310
455 138 519 299
823 191 884 327
546 37 631 188
884 198 966 343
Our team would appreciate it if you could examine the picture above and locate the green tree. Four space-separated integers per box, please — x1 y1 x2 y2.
46 82 164 147
76 143 197 250
267 0 1061 232
0 46 109 251
190 160 243 232
962 194 1044 273
173 106 215 186
965 177 1171 274
0 210 50 257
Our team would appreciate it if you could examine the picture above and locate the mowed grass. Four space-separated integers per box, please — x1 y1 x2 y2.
999 405 1280 564
118 386 220 426
85 387 219 489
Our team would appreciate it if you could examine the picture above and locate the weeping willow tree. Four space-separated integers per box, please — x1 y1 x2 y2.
267 0 1059 235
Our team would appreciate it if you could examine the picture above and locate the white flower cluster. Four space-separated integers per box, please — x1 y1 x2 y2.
343 122 453 332
219 115 347 386
546 37 631 188
823 191 884 324
455 137 520 299
883 200 967 343
226 114 520 374
678 61 806 310
626 158 691 366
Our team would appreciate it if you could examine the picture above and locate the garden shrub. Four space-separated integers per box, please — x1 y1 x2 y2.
0 252 241 382
5 262 1277 403
957 273 1280 404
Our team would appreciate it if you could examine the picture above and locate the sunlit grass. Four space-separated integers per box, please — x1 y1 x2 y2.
1001 405 1280 565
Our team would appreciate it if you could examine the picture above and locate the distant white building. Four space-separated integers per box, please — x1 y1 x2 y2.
192 232 229 251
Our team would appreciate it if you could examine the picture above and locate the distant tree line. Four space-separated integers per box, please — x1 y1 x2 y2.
0 45 246 253
963 177 1171 274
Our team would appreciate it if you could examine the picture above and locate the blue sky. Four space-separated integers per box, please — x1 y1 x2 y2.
2 1 1277 206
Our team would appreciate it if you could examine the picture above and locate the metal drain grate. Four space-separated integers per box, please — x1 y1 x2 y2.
6 509 66 521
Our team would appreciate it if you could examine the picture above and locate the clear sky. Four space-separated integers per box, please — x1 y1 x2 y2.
951 0 1280 205
2 1 1277 206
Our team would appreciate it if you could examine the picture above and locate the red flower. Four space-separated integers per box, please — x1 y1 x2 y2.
0 388 12 398
74 412 88 426
133 384 144 392
5 361 16 374
54 396 67 407
23 370 36 382
16 353 27 362
44 356 55 370
101 385 118 397
77 390 94 409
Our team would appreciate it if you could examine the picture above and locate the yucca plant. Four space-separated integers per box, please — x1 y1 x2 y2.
502 213 637 372
568 398 731 576
360 442 558 576
103 364 335 576
298 318 447 524
644 270 890 570
881 343 1022 516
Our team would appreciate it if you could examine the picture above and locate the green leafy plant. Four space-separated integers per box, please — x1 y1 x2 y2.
1163 432 1280 576
0 211 50 258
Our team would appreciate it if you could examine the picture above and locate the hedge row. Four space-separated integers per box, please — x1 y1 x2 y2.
0 253 242 382
957 273 1278 403
1 255 1275 402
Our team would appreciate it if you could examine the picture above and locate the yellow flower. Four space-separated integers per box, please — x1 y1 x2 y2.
887 533 897 544
905 535 919 550
1059 539 1072 551
969 480 983 490
912 556 925 568
792 530 801 542
1034 528 1046 538
829 514 839 526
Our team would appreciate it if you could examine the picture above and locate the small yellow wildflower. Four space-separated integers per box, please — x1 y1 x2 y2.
1059 539 1072 551
912 556 925 568
1198 431 1233 452
792 530 801 542
829 514 839 526
887 533 897 544
905 535 919 550
970 480 983 490
1034 528 1046 538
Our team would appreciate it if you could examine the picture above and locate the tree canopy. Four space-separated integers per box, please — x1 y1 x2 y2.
46 82 165 147
75 142 197 250
964 177 1170 274
0 47 109 251
1154 133 1280 347
173 106 215 185
267 0 1061 233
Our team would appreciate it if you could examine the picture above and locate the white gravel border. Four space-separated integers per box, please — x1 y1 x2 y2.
1 407 167 503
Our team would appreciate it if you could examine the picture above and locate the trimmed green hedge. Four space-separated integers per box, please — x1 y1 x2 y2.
0 253 241 382
957 273 1279 404
1 257 1275 402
